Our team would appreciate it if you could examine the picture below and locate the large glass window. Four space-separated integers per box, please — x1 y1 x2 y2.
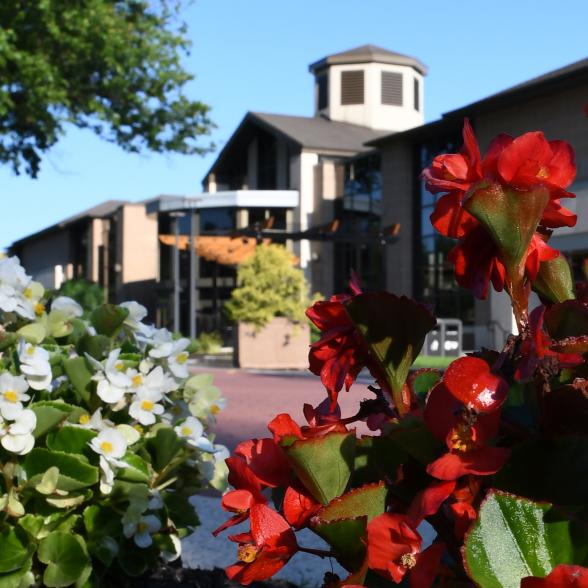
415 139 475 325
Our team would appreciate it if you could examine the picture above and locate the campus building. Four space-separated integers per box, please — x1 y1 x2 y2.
9 47 588 349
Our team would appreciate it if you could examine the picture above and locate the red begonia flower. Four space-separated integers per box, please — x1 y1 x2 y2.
234 438 291 488
409 542 446 588
521 564 588 587
213 457 267 536
268 410 348 445
443 356 508 413
282 484 321 529
450 500 477 539
516 305 583 380
367 513 422 583
406 480 456 525
225 503 298 585
430 191 478 239
497 132 576 193
427 443 510 481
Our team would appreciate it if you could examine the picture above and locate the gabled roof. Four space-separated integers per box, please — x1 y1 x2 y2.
309 44 427 76
203 111 387 184
11 199 127 248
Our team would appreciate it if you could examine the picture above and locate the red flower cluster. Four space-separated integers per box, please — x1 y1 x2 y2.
423 120 577 299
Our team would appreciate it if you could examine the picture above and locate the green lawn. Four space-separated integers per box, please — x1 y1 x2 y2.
412 355 456 369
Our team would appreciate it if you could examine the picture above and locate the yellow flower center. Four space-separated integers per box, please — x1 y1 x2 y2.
26 346 35 356
181 426 193 437
141 399 154 411
23 287 32 299
536 166 550 179
449 424 477 453
100 441 113 454
400 553 417 569
3 390 17 403
211 404 221 415
133 424 144 435
238 544 258 563
115 361 125 372
34 302 45 316
176 352 189 365
136 522 148 534
132 375 143 387
79 414 90 425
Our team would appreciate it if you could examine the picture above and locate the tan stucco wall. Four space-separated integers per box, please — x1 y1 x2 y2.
121 204 158 285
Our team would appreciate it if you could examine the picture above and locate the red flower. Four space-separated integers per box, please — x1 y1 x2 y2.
367 513 443 587
268 408 348 445
225 504 298 585
521 564 588 587
234 438 291 488
282 484 321 528
406 480 456 525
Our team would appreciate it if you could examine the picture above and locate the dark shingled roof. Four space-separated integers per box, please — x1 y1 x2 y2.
309 44 427 76
251 112 388 153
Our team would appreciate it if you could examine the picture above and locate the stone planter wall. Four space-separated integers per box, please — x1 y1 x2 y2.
235 317 310 369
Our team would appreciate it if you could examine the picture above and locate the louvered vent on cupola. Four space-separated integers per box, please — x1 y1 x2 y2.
381 71 403 106
341 70 364 105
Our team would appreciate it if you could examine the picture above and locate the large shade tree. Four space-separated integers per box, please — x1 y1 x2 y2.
0 0 213 176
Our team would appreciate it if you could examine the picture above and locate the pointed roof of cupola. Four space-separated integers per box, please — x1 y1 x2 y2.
309 44 427 76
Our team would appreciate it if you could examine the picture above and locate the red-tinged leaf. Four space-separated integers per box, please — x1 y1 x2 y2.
283 431 356 505
427 446 510 481
314 516 367 572
316 481 387 525
345 292 436 416
544 301 588 353
521 564 588 587
533 255 576 304
443 356 508 413
407 480 456 525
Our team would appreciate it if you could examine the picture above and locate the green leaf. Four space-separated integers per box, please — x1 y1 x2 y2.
533 255 575 303
314 517 367 571
30 402 74 438
317 481 387 524
0 529 32 574
62 358 93 404
544 301 588 354
464 490 588 588
77 333 110 360
163 492 200 528
46 427 96 455
38 532 89 588
346 292 436 416
353 436 408 486
116 541 150 577
147 426 183 472
46 491 92 509
17 322 46 344
118 453 152 484
386 419 442 466
90 305 128 336
83 505 122 539
492 436 588 506
283 432 355 505
409 369 441 398
35 467 60 495
0 562 33 588
23 449 98 492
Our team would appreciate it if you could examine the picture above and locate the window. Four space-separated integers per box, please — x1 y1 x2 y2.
381 72 403 106
341 70 364 105
317 74 328 110
414 77 420 111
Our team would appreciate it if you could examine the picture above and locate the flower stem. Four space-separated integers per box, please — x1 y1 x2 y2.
297 546 334 558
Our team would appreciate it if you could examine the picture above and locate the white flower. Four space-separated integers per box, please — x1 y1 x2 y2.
162 399 190 424
120 301 153 337
19 281 45 319
188 385 227 421
0 257 36 318
90 349 130 404
123 514 161 548
174 417 215 452
167 339 191 379
75 408 108 431
145 327 173 355
90 428 128 467
1 409 36 455
50 296 83 319
129 388 164 426
0 372 29 420
18 340 52 390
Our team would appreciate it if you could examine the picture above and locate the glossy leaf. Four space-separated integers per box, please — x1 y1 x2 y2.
89 304 128 336
284 431 355 505
464 490 588 588
0 529 32 574
30 402 74 438
62 357 93 404
314 517 367 572
38 532 89 588
316 481 387 524
346 292 436 415
46 427 96 455
147 426 183 473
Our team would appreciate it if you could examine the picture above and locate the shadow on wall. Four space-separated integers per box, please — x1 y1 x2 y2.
116 279 158 322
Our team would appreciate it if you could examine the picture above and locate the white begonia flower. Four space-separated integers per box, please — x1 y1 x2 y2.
0 372 30 420
129 388 164 426
120 301 154 337
18 340 52 391
174 417 215 452
90 428 128 467
1 409 36 455
99 456 115 494
89 349 131 404
188 386 227 421
76 408 108 431
162 399 190 424
123 514 161 548
20 281 45 318
50 296 83 319
167 339 191 379
0 257 35 318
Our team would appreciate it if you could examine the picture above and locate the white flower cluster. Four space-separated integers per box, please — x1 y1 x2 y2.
0 256 44 320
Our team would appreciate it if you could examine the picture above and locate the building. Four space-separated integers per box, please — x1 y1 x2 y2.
9 47 588 350
372 57 588 349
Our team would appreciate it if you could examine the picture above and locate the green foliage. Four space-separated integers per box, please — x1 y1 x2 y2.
225 244 311 329
192 330 223 354
0 1 213 176
53 280 105 313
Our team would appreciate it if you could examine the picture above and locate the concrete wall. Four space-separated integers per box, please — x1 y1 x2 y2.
323 62 424 132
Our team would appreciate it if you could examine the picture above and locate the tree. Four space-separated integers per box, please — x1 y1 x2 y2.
0 1 213 177
225 244 311 329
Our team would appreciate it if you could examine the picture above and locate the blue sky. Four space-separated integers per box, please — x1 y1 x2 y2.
2 0 587 249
